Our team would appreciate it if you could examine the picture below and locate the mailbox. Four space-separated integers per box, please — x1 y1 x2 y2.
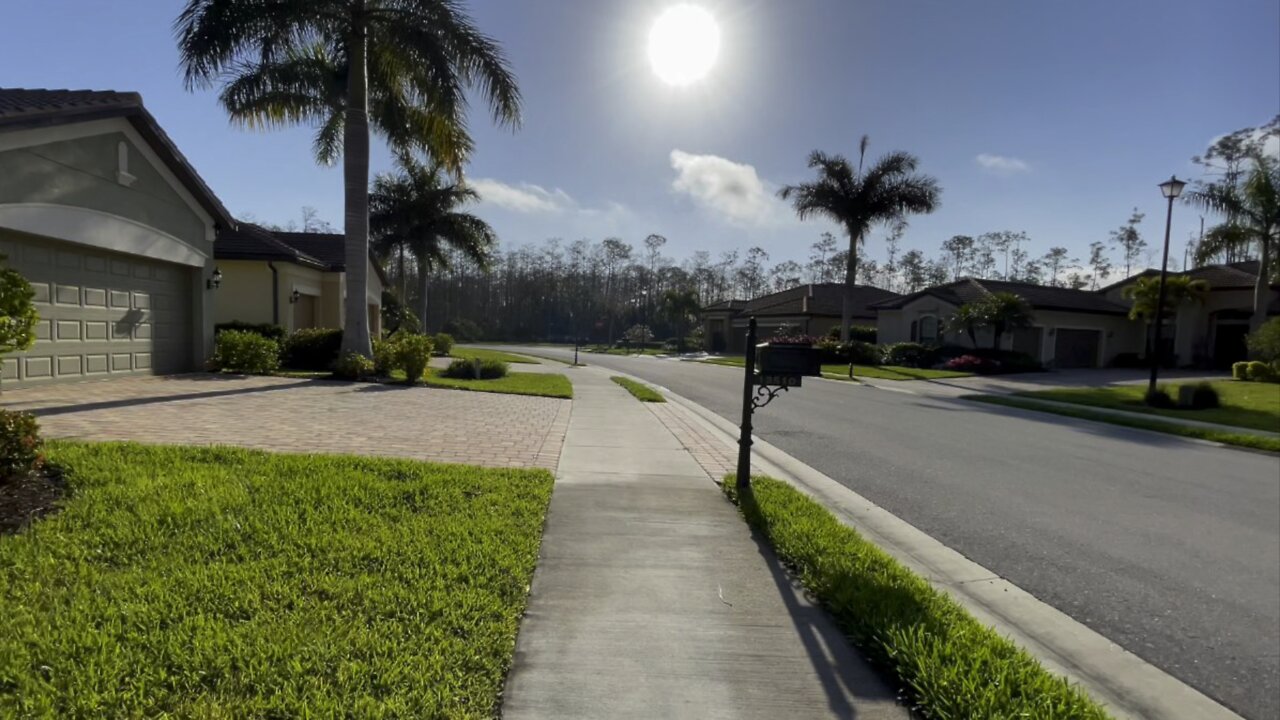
755 342 821 386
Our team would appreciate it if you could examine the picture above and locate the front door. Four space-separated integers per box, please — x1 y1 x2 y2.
1212 324 1249 368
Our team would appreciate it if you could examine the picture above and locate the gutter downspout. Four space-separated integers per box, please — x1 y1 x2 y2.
268 261 280 325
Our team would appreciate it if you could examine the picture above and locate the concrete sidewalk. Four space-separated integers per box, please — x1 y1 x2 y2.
501 369 905 720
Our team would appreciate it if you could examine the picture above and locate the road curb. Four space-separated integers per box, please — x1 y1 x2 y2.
641 380 1243 720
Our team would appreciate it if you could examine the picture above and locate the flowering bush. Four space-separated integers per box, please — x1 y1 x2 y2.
767 333 820 346
944 355 1000 373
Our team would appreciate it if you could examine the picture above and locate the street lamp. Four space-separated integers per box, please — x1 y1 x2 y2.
1148 175 1186 399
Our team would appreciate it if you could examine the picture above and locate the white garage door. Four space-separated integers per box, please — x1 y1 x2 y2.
1 232 193 389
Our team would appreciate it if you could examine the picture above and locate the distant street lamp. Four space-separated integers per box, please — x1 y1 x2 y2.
1148 175 1186 399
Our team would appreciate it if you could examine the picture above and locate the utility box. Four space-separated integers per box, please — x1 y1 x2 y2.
755 342 822 386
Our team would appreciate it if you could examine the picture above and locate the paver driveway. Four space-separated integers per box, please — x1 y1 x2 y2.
0 374 570 470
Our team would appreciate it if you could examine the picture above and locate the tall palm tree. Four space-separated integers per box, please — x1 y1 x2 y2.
370 155 496 326
1123 275 1209 360
778 136 941 343
175 0 521 357
981 292 1034 350
1186 151 1280 330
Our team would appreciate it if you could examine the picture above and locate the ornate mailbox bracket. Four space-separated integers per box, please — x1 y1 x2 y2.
735 317 821 489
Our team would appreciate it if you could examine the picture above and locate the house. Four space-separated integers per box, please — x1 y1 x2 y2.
701 283 900 353
1099 261 1279 368
214 223 385 336
873 278 1138 368
0 88 233 390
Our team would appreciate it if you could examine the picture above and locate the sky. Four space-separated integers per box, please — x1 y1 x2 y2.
2 0 1278 276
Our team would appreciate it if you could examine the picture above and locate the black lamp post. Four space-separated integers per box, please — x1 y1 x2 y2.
1148 175 1187 398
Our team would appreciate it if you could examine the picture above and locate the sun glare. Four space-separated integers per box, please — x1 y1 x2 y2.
648 5 720 86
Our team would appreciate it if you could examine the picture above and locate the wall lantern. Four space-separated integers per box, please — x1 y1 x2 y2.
206 267 222 290
289 289 301 304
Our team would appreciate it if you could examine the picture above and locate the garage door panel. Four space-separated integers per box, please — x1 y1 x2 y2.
1054 329 1101 369
2 233 193 388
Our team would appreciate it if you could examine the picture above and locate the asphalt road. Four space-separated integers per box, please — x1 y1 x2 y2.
510 347 1280 720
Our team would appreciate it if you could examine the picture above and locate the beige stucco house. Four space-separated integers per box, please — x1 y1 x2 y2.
214 223 384 336
873 278 1140 368
1099 261 1279 368
701 283 899 353
0 88 234 390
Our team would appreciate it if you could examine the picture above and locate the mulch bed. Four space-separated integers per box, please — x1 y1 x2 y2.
0 466 67 535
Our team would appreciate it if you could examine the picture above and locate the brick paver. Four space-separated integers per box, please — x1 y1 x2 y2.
1 374 570 470
646 401 737 480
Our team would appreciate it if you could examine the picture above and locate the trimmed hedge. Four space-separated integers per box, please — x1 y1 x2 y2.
282 328 342 371
215 321 285 342
211 330 280 375
442 358 508 380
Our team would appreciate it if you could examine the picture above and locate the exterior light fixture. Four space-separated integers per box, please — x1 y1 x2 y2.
207 267 222 290
289 289 301 304
1148 175 1184 398
1158 175 1186 199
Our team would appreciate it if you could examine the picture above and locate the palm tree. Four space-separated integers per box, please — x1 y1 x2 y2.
660 289 701 353
982 292 1034 350
175 0 521 357
946 302 983 346
1123 275 1209 360
370 156 497 328
1186 151 1279 329
778 136 941 344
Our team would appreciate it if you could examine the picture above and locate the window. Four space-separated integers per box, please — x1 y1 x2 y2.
919 315 939 344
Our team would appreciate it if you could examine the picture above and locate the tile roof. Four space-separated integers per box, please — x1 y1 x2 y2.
1098 260 1266 292
0 87 234 228
216 224 389 286
873 278 1130 315
702 299 748 312
744 283 899 317
271 232 346 268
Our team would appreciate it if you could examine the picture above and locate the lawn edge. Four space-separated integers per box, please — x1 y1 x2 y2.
721 476 1113 719
420 370 574 399
966 394 1280 453
609 375 665 402
965 394 1280 453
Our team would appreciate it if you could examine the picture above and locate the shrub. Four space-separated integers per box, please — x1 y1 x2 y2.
333 351 374 380
824 325 877 343
1186 382 1221 410
432 332 455 356
1246 360 1276 383
441 358 508 380
1232 361 1250 380
281 328 343 370
443 318 483 342
211 330 280 374
881 342 936 368
1144 387 1175 408
1246 317 1280 363
846 340 881 366
394 334 434 384
0 409 43 482
372 338 397 376
214 321 285 342
0 254 38 356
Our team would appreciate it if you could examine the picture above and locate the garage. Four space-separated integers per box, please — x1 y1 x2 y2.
0 88 233 391
1 233 193 386
1054 328 1101 368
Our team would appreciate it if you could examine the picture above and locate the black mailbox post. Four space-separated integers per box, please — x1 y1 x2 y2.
736 317 821 489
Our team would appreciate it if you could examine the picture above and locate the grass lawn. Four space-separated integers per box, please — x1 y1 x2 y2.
968 395 1280 453
610 376 665 402
449 347 540 364
1016 381 1279 433
701 356 972 381
417 368 573 399
0 442 554 718
723 477 1110 720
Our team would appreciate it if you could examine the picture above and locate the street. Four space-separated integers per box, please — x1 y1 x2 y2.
508 347 1280 720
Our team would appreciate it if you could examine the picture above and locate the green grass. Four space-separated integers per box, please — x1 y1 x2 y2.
701 356 972 381
1016 381 1280 433
449 347 540 364
968 395 1280 453
417 368 573 399
0 442 555 718
723 477 1111 720
610 376 665 402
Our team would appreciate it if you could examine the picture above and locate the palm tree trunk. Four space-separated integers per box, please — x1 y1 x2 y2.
419 264 430 331
340 22 372 357
398 245 407 300
1252 236 1271 333
841 227 859 344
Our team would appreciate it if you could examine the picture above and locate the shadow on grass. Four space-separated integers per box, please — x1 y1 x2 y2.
730 484 905 719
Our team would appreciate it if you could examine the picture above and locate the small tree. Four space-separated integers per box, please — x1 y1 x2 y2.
0 255 38 375
947 303 983 346
1122 275 1209 322
622 324 654 347
983 293 1034 349
660 289 701 353
1246 317 1280 363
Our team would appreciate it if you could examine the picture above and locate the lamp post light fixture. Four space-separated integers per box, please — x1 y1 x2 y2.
1148 175 1186 399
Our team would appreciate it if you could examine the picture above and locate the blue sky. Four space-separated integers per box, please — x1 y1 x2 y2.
2 0 1277 273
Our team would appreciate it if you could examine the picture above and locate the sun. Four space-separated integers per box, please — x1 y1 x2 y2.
648 5 720 86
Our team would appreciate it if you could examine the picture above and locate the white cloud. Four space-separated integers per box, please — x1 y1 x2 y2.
469 178 575 213
669 149 779 226
976 153 1030 174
